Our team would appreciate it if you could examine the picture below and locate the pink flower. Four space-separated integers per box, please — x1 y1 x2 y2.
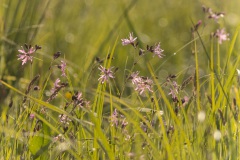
58 60 67 77
130 71 141 85
214 29 230 44
130 73 153 95
17 46 36 65
98 65 115 84
121 32 137 46
51 78 61 93
153 43 164 58
134 77 153 95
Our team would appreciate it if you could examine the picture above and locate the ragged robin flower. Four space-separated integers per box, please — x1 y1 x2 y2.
17 44 41 65
98 65 115 84
17 46 35 65
121 32 137 46
130 72 153 95
58 60 67 77
152 43 164 58
213 28 230 44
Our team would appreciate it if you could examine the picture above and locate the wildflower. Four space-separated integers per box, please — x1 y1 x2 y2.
213 29 230 44
72 91 84 106
129 72 153 95
17 46 36 65
191 20 202 32
98 65 115 84
134 77 153 95
121 118 128 129
202 5 225 22
168 81 180 102
152 43 164 58
209 12 225 21
58 60 67 77
47 79 68 102
59 114 71 126
129 71 141 85
168 88 178 101
29 113 35 119
121 32 137 46
51 78 61 93
110 109 119 127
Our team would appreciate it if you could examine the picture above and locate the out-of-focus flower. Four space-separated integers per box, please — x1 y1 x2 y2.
17 46 36 65
51 78 61 93
121 32 137 46
129 71 153 95
202 5 225 22
58 60 67 77
130 71 141 85
135 77 153 95
29 113 35 119
153 43 164 58
110 109 119 127
98 65 115 84
209 12 225 21
213 29 230 44
59 114 71 126
72 91 84 106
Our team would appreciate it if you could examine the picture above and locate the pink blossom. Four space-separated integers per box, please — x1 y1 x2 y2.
51 78 61 93
153 43 164 58
17 46 36 65
214 29 230 44
98 65 115 84
121 32 137 46
58 60 67 77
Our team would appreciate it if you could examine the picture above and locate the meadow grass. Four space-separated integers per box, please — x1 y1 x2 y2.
1 0 240 160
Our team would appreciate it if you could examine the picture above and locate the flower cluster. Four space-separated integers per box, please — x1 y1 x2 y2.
168 81 180 102
109 109 128 129
47 78 68 102
129 71 153 95
202 5 225 22
71 91 90 109
147 43 165 58
201 6 230 44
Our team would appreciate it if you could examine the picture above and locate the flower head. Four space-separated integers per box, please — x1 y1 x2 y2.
17 46 36 65
98 65 115 84
121 32 137 46
153 43 164 58
58 60 67 77
129 71 154 95
51 78 61 93
130 71 141 85
214 29 230 44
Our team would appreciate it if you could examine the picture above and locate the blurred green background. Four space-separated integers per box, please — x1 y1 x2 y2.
1 0 240 100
